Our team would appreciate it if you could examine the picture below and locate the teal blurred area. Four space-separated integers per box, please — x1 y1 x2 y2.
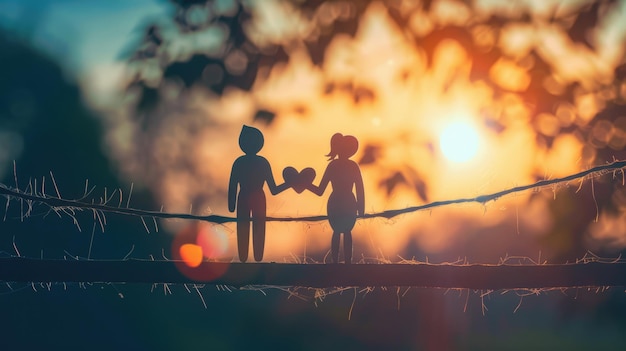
0 0 168 72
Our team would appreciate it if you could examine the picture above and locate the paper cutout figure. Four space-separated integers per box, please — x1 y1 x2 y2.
307 133 365 264
228 125 289 262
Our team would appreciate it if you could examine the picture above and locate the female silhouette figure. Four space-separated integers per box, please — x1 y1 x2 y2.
229 125 289 262
307 133 364 264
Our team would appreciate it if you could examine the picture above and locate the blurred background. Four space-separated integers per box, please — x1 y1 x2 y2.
1 0 626 349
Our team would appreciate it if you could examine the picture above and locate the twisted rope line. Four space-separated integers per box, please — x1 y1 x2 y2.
0 160 624 224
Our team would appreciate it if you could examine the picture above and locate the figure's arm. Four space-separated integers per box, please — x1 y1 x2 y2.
265 160 289 195
306 166 330 196
354 167 365 216
268 177 290 195
228 163 238 212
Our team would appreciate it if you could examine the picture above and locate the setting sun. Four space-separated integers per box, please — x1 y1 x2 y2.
439 121 480 163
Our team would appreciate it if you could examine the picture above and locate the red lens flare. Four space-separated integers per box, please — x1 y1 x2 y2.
172 222 230 281
196 223 229 259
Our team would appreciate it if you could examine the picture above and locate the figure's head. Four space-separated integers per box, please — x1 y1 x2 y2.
326 133 358 161
239 125 264 155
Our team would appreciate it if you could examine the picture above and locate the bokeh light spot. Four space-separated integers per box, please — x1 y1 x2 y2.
172 222 232 281
180 243 203 268
439 121 480 163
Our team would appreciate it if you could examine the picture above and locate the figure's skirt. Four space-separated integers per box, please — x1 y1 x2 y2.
327 191 357 232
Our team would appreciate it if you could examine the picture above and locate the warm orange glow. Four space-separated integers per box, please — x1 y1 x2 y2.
213 5 591 258
106 1 626 262
180 244 203 268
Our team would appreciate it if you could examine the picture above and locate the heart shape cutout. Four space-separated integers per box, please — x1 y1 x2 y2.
283 167 316 194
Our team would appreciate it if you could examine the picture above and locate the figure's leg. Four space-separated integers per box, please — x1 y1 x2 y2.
237 220 250 262
344 231 352 264
237 199 251 263
331 232 340 263
252 192 267 262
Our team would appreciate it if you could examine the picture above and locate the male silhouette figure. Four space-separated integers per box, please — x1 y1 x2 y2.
228 125 288 262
